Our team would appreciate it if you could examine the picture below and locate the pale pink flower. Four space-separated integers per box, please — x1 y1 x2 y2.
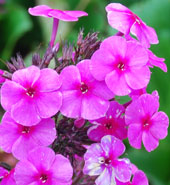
14 147 73 185
29 5 87 47
88 101 127 141
1 65 62 126
106 3 158 48
125 93 169 152
83 135 132 185
90 36 150 96
0 112 56 160
60 59 114 120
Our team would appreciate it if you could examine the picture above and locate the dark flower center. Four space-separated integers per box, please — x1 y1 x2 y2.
117 62 125 71
99 157 112 166
26 87 36 98
142 116 151 130
104 122 112 130
80 83 88 94
40 174 48 183
22 126 30 134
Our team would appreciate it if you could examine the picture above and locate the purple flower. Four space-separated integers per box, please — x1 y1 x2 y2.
83 135 132 185
90 36 150 96
106 3 158 48
28 5 88 47
60 59 114 120
125 93 169 152
0 167 16 185
0 112 56 160
14 147 73 185
0 69 5 84
1 65 62 126
88 101 127 142
116 170 149 185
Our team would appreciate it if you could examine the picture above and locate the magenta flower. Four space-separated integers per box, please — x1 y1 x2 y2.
60 59 114 120
116 170 149 185
83 135 132 185
0 111 56 160
88 101 127 142
28 5 88 47
90 36 150 96
106 3 158 48
125 93 169 152
0 168 16 185
14 147 73 185
1 65 62 126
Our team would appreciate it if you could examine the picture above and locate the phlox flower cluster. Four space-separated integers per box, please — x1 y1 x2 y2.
0 2 169 185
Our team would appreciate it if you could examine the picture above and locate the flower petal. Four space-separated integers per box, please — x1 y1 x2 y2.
35 91 62 118
1 80 25 111
125 66 150 90
128 124 142 149
132 170 149 185
28 5 51 18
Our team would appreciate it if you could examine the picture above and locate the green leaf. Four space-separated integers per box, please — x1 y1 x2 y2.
0 4 32 60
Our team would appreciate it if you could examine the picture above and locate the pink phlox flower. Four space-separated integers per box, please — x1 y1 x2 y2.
147 49 167 72
125 93 169 152
0 69 6 84
0 167 16 185
14 146 73 185
105 3 158 48
90 36 151 96
83 135 132 185
87 101 127 142
1 65 62 126
129 88 147 101
28 5 88 47
116 169 149 185
59 59 114 120
0 111 56 160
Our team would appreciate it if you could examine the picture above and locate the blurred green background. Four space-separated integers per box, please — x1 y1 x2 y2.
0 0 170 184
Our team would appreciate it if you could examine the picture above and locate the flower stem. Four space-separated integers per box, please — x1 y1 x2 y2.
50 18 59 47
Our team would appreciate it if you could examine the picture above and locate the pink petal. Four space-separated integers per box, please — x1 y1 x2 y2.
0 112 20 153
64 10 88 17
125 66 150 90
81 94 109 120
31 118 56 146
12 65 40 89
87 125 105 142
101 135 125 158
11 98 41 126
91 80 114 100
37 68 61 92
60 90 82 118
114 159 132 182
90 49 115 81
35 91 62 118
74 118 85 128
27 147 55 171
51 154 73 183
132 170 149 185
107 101 125 118
1 81 25 111
150 111 169 140
106 3 134 35
12 136 37 160
148 50 167 72
142 130 159 152
28 5 51 18
0 69 5 83
105 70 131 96
139 94 159 116
49 10 78 21
60 65 81 91
128 124 142 149
95 168 114 185
15 160 38 185
100 36 127 59
125 100 145 125
126 41 148 67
